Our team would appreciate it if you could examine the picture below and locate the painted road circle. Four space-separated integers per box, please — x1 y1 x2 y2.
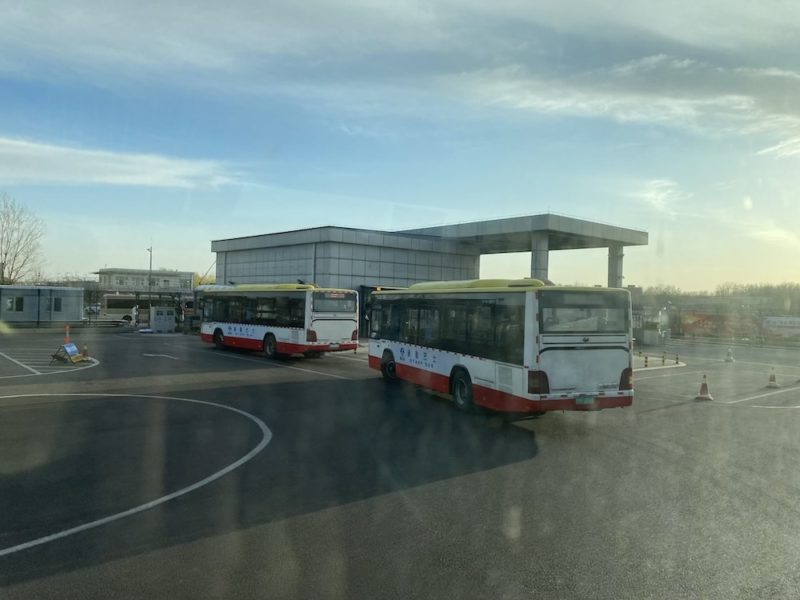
0 393 272 557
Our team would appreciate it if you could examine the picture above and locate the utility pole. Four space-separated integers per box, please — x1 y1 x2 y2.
146 246 153 327
146 246 153 297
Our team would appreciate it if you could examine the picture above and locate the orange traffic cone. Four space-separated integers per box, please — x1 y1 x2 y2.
695 375 713 401
767 368 779 389
65 324 71 344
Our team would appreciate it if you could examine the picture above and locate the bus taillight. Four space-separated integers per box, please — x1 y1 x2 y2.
307 329 318 342
351 329 358 340
619 368 633 390
527 371 550 394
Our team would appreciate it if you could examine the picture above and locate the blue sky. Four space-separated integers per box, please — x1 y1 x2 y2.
1 1 799 289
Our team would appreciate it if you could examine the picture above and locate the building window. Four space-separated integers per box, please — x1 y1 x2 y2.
53 297 62 312
5 297 24 312
116 277 125 286
163 279 170 287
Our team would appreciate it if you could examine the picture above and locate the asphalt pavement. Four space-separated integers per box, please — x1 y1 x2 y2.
2 330 800 599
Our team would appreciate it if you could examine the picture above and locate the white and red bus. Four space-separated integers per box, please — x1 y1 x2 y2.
197 284 359 358
368 279 633 414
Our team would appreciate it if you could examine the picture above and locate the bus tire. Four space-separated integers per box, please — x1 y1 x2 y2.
451 369 475 413
213 329 225 350
264 334 280 359
380 351 399 382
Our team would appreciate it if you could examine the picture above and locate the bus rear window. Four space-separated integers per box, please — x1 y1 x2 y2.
539 291 629 334
313 291 357 313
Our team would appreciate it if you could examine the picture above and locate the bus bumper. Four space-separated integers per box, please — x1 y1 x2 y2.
474 387 634 413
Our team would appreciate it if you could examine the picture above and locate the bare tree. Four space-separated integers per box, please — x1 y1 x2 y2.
0 193 45 284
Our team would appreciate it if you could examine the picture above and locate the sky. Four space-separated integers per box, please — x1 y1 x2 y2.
1 1 799 290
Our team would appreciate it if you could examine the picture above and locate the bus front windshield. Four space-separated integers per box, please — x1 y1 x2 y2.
312 291 357 314
539 291 629 334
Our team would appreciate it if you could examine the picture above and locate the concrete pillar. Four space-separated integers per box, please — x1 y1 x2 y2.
608 244 624 288
530 232 549 281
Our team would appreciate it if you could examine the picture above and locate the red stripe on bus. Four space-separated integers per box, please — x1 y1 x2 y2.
368 355 382 370
277 341 359 354
202 333 356 354
388 362 633 413
474 386 632 413
396 363 450 394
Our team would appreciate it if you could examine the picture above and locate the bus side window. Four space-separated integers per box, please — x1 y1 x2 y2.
383 303 403 340
256 297 277 325
401 308 419 344
440 304 468 354
467 304 493 353
275 297 290 326
418 307 439 347
370 306 381 338
289 298 305 328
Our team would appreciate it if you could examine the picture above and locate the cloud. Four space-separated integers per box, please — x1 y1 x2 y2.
757 137 800 158
748 225 800 249
0 138 234 188
439 55 800 142
4 2 800 155
626 179 693 217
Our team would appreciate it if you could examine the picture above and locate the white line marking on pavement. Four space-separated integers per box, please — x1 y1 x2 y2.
213 350 349 380
0 393 272 558
0 358 99 380
0 351 40 375
721 385 800 405
327 353 369 364
143 353 179 360
636 370 705 381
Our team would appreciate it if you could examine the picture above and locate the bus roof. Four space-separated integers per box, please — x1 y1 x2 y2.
372 279 629 296
194 283 356 294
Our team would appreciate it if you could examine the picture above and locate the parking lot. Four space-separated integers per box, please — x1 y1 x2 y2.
3 331 800 599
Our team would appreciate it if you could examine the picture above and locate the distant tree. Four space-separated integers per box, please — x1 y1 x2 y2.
193 272 216 286
0 193 45 284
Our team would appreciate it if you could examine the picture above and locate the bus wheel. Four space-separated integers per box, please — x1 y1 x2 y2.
451 369 475 412
213 329 225 350
264 334 279 359
380 351 399 382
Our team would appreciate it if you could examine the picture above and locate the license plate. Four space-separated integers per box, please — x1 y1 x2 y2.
575 394 595 405
330 344 340 350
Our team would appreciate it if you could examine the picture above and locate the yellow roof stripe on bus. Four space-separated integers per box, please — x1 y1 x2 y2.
374 279 628 295
194 283 354 293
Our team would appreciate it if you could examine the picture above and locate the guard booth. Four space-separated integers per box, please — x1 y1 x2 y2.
149 306 176 333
